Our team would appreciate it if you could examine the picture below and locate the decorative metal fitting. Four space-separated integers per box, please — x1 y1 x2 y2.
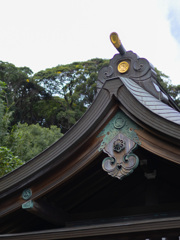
22 200 34 209
102 133 139 180
113 139 125 152
114 117 126 129
22 188 32 200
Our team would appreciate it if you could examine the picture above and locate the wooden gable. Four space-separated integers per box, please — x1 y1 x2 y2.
0 33 180 240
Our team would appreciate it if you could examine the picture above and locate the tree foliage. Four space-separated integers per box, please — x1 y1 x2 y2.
0 146 24 177
0 61 51 126
155 68 180 107
0 80 7 142
0 58 179 177
4 123 63 162
33 58 109 130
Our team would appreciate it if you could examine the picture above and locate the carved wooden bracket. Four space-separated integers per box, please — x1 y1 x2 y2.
22 199 66 226
102 133 139 180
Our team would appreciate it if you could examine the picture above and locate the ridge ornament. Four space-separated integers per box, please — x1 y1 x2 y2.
102 133 139 180
117 61 129 73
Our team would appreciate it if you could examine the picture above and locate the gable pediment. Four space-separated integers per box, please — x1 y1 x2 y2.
0 32 180 239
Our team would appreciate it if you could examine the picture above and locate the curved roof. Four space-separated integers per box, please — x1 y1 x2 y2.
0 47 180 235
120 77 180 125
0 76 179 199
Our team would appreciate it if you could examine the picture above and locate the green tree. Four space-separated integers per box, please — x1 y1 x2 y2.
155 68 180 107
0 80 13 145
5 123 63 162
33 58 109 130
33 96 81 131
0 80 6 142
0 61 51 127
0 61 33 107
34 58 109 106
0 94 63 176
0 146 24 177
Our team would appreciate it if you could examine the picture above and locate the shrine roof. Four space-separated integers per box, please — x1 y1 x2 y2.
0 33 180 237
120 77 180 125
0 32 180 219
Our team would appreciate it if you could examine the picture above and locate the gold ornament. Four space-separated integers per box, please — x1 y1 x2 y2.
117 61 129 73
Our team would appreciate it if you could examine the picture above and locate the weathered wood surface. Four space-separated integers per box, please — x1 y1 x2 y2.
0 217 180 239
0 77 180 222
0 44 180 237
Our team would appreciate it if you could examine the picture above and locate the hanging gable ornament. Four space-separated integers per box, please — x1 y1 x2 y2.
97 111 140 180
102 133 139 180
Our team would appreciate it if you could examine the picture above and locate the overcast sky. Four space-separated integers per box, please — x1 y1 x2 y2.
1 0 180 85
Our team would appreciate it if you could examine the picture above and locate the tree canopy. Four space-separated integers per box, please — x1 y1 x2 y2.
33 58 109 130
155 68 180 107
0 58 179 177
4 123 62 162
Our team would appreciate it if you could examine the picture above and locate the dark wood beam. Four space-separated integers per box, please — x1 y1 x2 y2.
1 216 180 239
22 199 67 226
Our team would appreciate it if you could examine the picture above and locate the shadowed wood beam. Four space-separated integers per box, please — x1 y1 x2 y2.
1 216 180 239
22 199 67 226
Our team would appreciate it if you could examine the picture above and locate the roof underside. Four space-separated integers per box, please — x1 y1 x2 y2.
1 147 180 238
0 55 180 238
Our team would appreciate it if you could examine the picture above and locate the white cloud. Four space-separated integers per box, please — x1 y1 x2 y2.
0 0 180 85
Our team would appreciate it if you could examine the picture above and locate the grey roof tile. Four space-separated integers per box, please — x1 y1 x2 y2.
121 77 180 125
